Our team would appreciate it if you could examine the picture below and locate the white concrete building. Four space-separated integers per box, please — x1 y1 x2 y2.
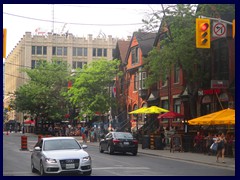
4 32 117 123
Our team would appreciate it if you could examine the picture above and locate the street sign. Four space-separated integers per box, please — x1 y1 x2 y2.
212 21 227 38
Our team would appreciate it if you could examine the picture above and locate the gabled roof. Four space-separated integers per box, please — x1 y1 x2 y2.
133 32 157 56
115 40 130 63
153 16 173 47
125 32 157 63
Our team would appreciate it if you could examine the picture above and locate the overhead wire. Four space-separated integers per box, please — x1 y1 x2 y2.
3 12 145 26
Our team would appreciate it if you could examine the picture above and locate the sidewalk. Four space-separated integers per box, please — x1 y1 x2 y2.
7 132 235 170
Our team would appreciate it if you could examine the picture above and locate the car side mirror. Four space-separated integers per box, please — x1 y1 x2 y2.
82 144 88 149
34 146 41 151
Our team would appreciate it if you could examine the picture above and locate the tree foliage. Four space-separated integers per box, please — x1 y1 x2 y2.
66 59 121 120
14 60 71 122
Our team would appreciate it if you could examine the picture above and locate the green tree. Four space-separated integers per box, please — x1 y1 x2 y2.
143 4 234 118
66 59 121 121
13 60 71 131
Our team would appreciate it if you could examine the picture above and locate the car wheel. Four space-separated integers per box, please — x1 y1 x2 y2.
83 170 92 176
40 161 46 176
31 161 37 173
108 145 114 155
132 151 138 156
99 145 104 153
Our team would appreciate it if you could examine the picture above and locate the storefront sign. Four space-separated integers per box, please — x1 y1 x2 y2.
198 89 221 96
211 80 229 89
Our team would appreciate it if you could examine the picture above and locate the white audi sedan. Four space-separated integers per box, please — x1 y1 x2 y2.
31 137 92 176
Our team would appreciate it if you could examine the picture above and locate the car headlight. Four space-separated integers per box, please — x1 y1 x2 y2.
82 156 91 162
45 158 57 163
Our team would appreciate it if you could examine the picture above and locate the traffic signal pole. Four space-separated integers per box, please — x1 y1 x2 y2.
199 16 235 39
199 16 233 25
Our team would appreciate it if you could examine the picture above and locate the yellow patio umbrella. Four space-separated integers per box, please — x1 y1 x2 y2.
128 107 148 114
188 108 235 125
129 106 169 114
141 106 169 114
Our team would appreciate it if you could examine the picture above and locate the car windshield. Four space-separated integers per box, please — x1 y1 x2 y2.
114 132 133 139
43 139 81 151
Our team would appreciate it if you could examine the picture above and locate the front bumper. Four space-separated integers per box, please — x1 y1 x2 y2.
43 159 92 174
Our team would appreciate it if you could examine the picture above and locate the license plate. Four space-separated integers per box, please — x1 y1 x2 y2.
66 163 75 169
123 142 129 145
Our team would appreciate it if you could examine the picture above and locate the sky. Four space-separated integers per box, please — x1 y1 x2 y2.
3 4 162 59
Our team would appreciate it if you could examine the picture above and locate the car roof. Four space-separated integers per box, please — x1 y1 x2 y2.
42 137 76 141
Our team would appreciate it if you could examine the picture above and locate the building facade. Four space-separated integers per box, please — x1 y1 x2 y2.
4 32 117 123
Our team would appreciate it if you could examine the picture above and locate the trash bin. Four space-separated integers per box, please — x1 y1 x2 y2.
182 135 193 152
154 136 164 150
142 135 150 149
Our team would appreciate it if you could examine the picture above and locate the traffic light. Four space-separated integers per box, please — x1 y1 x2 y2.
3 28 7 58
196 18 210 48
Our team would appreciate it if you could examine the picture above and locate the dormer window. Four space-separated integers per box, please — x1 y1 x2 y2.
131 46 139 65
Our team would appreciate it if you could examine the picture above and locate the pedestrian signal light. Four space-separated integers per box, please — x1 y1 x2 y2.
196 18 210 48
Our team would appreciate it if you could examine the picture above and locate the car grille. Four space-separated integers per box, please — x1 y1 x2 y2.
60 159 79 170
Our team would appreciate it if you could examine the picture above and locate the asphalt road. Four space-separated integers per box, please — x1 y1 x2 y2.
3 133 235 176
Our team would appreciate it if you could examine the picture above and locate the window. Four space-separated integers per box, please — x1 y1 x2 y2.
97 48 102 56
92 48 106 57
57 47 62 55
31 60 36 69
73 47 87 56
173 99 181 122
43 46 47 55
37 46 42 55
31 60 47 69
131 47 139 65
103 48 107 57
73 47 77 56
64 47 67 56
32 46 36 55
174 64 180 83
52 47 56 55
32 46 47 55
174 99 181 113
84 48 88 56
134 73 139 91
162 100 169 111
93 48 96 56
72 61 87 69
77 48 82 56
52 46 67 56
139 71 147 90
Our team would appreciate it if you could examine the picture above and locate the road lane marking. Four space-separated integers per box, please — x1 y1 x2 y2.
93 167 150 170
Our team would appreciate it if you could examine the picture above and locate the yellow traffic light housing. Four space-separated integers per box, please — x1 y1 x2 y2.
196 18 210 48
3 28 7 58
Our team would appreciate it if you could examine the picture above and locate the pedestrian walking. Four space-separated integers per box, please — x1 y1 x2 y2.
216 132 227 163
205 132 214 155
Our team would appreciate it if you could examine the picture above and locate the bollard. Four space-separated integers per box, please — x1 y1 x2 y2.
150 134 155 150
38 135 43 142
21 135 28 150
